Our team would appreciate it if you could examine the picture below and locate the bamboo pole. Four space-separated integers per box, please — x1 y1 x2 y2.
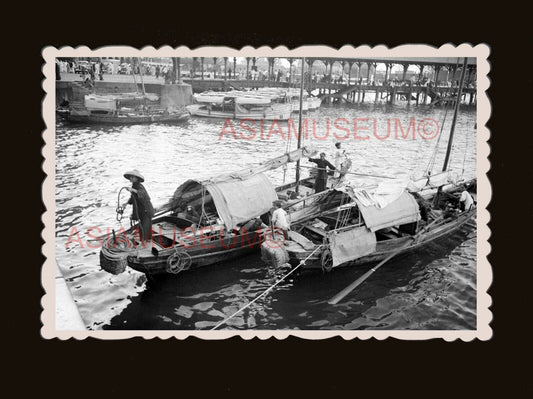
298 165 397 180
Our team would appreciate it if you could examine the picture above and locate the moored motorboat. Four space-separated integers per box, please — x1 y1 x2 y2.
188 90 292 121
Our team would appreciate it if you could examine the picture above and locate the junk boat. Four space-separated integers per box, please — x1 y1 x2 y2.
262 57 477 277
99 146 330 278
57 93 190 125
262 179 476 272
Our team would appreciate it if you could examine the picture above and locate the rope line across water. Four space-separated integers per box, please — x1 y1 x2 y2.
210 244 324 330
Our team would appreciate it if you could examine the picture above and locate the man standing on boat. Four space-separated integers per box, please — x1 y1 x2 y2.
271 200 290 240
309 152 336 193
333 142 346 179
122 170 155 243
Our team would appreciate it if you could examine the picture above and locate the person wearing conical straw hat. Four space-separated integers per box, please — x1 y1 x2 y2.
121 169 155 243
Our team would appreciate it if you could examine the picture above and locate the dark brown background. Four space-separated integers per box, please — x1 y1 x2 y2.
7 7 527 395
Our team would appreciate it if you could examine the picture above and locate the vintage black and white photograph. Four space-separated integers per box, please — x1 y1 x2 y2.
42 45 491 339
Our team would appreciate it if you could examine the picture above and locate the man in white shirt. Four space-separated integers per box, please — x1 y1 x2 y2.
333 142 344 178
459 189 474 212
271 200 290 239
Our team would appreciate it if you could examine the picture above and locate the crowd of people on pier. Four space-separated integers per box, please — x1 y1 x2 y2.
56 58 476 90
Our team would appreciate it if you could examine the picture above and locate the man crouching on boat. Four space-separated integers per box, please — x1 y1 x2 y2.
121 169 155 243
459 187 474 212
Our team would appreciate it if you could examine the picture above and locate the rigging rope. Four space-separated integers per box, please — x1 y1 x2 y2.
211 244 325 330
282 103 294 184
461 118 470 179
425 104 450 177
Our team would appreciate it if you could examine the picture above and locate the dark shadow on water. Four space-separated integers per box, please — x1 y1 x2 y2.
103 223 475 331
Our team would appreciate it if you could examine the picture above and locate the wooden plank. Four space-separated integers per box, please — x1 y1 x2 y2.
288 231 316 250
304 224 327 237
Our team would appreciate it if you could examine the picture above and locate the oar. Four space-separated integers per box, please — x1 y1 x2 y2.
299 165 398 180
328 215 444 305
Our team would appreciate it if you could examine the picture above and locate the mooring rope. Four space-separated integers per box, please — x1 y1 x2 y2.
461 120 470 179
210 244 325 330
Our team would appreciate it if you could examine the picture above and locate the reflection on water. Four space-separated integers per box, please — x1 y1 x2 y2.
55 103 477 330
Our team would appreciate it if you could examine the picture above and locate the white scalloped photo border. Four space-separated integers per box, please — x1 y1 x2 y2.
41 43 492 340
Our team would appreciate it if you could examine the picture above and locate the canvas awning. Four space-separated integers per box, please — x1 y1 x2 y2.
169 173 277 231
328 227 377 267
204 173 277 230
355 191 420 232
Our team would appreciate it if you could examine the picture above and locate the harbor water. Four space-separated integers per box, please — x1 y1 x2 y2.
55 103 477 330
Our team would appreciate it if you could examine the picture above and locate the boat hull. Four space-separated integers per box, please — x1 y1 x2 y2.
288 208 475 271
58 110 190 125
187 104 292 121
100 226 265 276
307 97 322 110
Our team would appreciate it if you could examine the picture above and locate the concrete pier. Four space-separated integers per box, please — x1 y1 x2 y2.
56 262 86 330
56 73 193 107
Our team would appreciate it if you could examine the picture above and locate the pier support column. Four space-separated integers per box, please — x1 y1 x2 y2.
233 57 237 80
418 64 424 82
307 58 316 93
246 57 250 80
224 57 228 88
213 58 217 79
466 65 475 85
288 58 293 86
173 57 181 84
201 58 204 80
434 65 441 86
348 61 354 85
401 63 409 81
267 58 275 86
252 57 257 81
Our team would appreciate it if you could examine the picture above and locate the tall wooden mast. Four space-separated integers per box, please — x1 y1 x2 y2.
442 57 468 172
295 57 305 194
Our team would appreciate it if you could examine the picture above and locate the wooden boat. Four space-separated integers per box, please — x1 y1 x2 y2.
99 146 324 277
262 57 476 277
188 91 292 121
60 106 190 125
57 93 190 125
306 96 322 110
271 179 476 272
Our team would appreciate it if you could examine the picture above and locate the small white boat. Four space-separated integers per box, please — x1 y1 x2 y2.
189 92 293 120
307 97 322 110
